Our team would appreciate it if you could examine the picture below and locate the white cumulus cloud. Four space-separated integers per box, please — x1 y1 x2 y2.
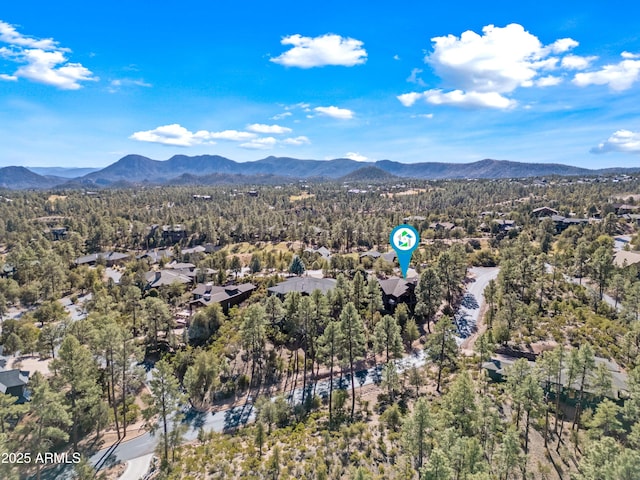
208 130 257 141
130 124 216 147
270 33 367 68
399 23 583 110
282 136 310 146
561 54 598 70
397 92 424 107
573 55 640 91
399 89 515 109
0 20 96 89
536 75 563 87
239 137 278 150
247 123 292 134
314 106 354 119
345 152 368 161
591 130 640 154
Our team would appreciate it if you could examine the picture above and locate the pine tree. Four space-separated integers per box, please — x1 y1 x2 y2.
339 302 366 420
425 317 457 392
414 267 443 333
521 373 544 453
572 344 596 432
402 397 432 472
374 314 403 363
240 303 267 385
420 447 452 480
443 371 478 436
255 421 266 458
51 335 104 449
18 373 71 480
318 321 342 428
289 255 305 276
142 359 184 469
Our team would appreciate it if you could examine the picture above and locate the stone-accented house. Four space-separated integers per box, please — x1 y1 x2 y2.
267 277 337 298
0 369 30 403
74 251 129 267
378 277 417 311
189 283 256 313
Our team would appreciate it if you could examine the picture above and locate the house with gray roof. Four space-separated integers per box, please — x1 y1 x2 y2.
0 369 30 403
267 277 337 298
137 249 174 264
377 277 417 311
483 355 629 404
144 270 192 289
74 251 129 267
304 246 332 260
190 283 256 313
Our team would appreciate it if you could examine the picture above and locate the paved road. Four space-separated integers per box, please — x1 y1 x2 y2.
119 454 153 480
57 293 91 321
454 267 500 344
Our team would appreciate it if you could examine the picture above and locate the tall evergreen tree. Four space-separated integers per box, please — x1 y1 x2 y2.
318 321 342 428
374 314 403 363
425 317 457 392
414 267 443 333
51 335 105 449
143 359 184 469
339 302 366 420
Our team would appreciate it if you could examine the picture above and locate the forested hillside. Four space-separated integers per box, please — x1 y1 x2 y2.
0 175 639 479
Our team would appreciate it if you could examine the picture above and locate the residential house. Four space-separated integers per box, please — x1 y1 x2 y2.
162 225 187 243
378 277 417 311
544 215 590 233
0 369 30 403
74 251 129 267
304 246 332 261
49 227 68 241
532 206 559 218
614 250 640 269
0 264 16 279
482 355 629 405
360 250 382 260
267 277 337 298
144 270 192 289
189 283 256 313
429 221 455 231
137 249 174 264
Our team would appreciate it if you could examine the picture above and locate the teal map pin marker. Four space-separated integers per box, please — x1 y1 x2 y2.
390 224 420 278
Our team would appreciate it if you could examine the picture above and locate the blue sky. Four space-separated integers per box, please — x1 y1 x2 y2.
1 1 640 168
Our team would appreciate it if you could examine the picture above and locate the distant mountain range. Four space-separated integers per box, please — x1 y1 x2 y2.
0 154 638 190
27 166 101 178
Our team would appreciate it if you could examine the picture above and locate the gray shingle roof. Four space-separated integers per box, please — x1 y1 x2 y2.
0 370 29 393
267 277 337 296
